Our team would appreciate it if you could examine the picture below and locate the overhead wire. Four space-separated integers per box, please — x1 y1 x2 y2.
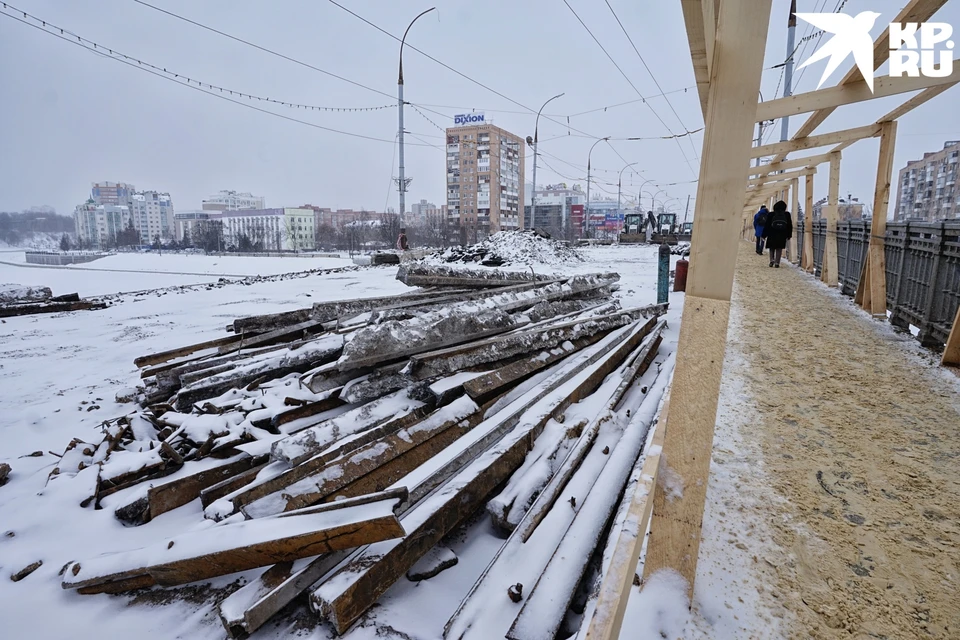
560 0 698 178
0 6 432 146
130 0 396 100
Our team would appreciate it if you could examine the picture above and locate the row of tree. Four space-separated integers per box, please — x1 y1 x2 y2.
0 209 74 246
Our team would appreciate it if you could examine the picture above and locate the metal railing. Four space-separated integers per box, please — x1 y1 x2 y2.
796 219 960 348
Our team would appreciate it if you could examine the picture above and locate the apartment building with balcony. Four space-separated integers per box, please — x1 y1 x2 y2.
894 140 960 222
445 117 524 242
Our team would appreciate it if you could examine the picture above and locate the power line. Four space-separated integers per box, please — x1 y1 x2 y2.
602 0 700 162
324 0 601 140
0 6 434 146
560 0 698 178
130 0 395 100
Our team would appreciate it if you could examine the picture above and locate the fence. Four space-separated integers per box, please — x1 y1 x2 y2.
24 251 107 266
796 219 960 348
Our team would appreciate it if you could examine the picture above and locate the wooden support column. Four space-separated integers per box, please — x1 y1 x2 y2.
789 178 799 263
803 173 815 271
866 120 897 316
643 0 773 598
821 152 841 286
943 306 960 366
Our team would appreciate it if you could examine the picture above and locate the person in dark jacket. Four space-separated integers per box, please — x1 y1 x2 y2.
763 200 793 268
753 205 769 254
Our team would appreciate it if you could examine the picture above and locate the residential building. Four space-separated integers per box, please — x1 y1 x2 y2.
410 199 438 223
523 183 586 237
894 140 960 221
131 191 175 241
303 207 376 229
74 200 129 248
213 208 315 251
812 195 866 221
174 210 210 243
202 190 266 211
91 182 135 207
446 118 525 242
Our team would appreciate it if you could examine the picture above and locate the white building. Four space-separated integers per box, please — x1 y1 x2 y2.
202 190 265 211
131 191 175 241
173 210 210 243
214 208 315 251
74 201 130 249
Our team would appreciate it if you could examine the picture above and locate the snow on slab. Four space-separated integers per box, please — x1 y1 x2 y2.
621 569 692 638
407 546 458 581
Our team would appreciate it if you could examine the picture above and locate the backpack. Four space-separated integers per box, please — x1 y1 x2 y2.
770 213 788 232
757 211 768 227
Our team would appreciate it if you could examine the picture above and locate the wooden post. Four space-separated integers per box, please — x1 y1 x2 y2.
803 173 815 271
789 178 799 263
943 306 960 366
643 0 773 598
867 120 897 316
821 152 841 286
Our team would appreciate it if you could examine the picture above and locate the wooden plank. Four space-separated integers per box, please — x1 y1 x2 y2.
747 152 829 177
747 167 815 187
821 152 841 287
803 173 815 272
218 319 327 355
941 306 960 366
146 454 268 521
271 389 345 429
756 64 960 124
584 391 669 640
63 497 405 592
880 84 953 122
643 0 772 599
311 320 648 634
135 334 243 368
750 124 880 159
200 461 270 509
868 120 897 316
681 0 710 117
0 300 106 318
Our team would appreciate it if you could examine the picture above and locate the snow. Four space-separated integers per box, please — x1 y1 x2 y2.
621 569 692 638
0 243 684 640
423 230 584 269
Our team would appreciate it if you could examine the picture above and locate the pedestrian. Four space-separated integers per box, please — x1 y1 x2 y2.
753 204 769 255
763 200 793 268
396 228 409 251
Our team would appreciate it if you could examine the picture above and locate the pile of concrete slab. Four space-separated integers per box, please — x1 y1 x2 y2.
0 283 106 317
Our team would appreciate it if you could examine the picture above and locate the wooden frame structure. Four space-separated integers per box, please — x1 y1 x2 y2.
586 0 960 636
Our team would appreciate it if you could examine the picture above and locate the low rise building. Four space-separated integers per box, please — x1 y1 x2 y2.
213 208 315 251
202 190 266 211
523 183 586 237
174 210 210 243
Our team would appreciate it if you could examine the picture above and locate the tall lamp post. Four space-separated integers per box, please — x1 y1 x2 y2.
617 162 638 234
528 92 564 232
397 7 435 226
652 188 667 211
585 136 610 238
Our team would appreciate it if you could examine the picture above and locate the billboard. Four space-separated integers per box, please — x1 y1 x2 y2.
454 113 486 126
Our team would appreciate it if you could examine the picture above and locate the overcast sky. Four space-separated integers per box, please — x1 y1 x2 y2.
1 0 958 219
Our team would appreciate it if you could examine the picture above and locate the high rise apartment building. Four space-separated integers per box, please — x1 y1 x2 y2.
446 118 524 241
131 191 175 240
894 140 960 222
74 201 130 248
91 182 135 207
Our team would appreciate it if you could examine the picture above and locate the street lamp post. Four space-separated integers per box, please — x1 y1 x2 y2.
529 92 564 233
397 8 435 227
652 188 667 211
617 162 638 235
585 136 610 238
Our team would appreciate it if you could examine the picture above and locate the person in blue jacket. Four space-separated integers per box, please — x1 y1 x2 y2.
753 205 769 255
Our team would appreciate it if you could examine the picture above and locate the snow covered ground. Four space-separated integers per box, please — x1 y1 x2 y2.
0 245 708 640
0 252 352 297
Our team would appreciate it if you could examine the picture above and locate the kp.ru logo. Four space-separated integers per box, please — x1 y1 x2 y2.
454 113 485 125
796 12 954 92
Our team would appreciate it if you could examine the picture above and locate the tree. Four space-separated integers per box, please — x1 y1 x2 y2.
59 233 72 251
379 212 401 248
315 223 336 251
195 220 224 254
182 227 192 248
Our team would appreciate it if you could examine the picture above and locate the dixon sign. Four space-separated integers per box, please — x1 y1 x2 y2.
454 113 486 125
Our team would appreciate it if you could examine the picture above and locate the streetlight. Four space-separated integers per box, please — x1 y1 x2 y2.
397 7 436 226
528 92 564 233
617 162 638 221
652 188 667 211
585 136 610 238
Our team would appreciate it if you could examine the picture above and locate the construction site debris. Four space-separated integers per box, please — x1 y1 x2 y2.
397 263 555 288
0 283 52 302
0 462 10 487
424 230 585 267
10 560 43 582
407 547 459 581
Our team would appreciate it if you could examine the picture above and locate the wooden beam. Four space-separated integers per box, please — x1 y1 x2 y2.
942 306 960 366
584 391 669 640
803 173 815 272
748 167 815 188
867 120 897 316
821 152 841 287
782 0 948 153
643 0 773 598
789 178 799 263
681 0 710 118
747 153 829 177
751 124 880 159
882 84 954 122
757 63 960 123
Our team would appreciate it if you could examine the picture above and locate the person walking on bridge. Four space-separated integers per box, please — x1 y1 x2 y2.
763 200 793 268
753 204 769 255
